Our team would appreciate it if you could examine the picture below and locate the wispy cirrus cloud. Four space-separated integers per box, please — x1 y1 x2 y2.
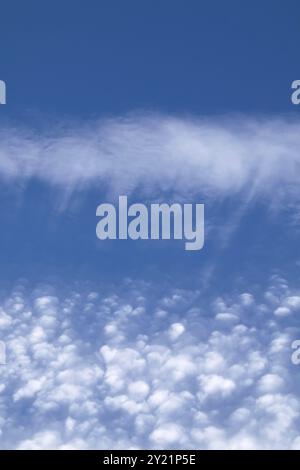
0 114 300 202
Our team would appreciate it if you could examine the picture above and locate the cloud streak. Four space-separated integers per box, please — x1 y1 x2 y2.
0 115 300 202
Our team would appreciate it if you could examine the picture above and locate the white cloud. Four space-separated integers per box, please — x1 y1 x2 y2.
198 374 236 398
274 307 291 317
168 322 185 341
150 423 185 446
215 313 239 323
285 296 300 310
0 275 299 449
257 374 285 394
0 115 300 204
128 381 150 401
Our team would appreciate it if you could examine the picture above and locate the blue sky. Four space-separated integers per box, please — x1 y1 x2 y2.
0 0 300 450
1 0 300 117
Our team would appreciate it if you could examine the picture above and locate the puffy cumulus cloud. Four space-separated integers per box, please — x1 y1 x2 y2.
168 323 185 341
0 115 300 202
0 274 300 449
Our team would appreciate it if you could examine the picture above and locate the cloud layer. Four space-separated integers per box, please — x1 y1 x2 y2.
0 275 299 449
0 115 300 201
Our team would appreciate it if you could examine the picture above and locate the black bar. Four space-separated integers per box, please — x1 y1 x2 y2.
0 450 297 466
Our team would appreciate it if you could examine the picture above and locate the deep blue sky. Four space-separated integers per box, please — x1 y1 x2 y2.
0 0 299 119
